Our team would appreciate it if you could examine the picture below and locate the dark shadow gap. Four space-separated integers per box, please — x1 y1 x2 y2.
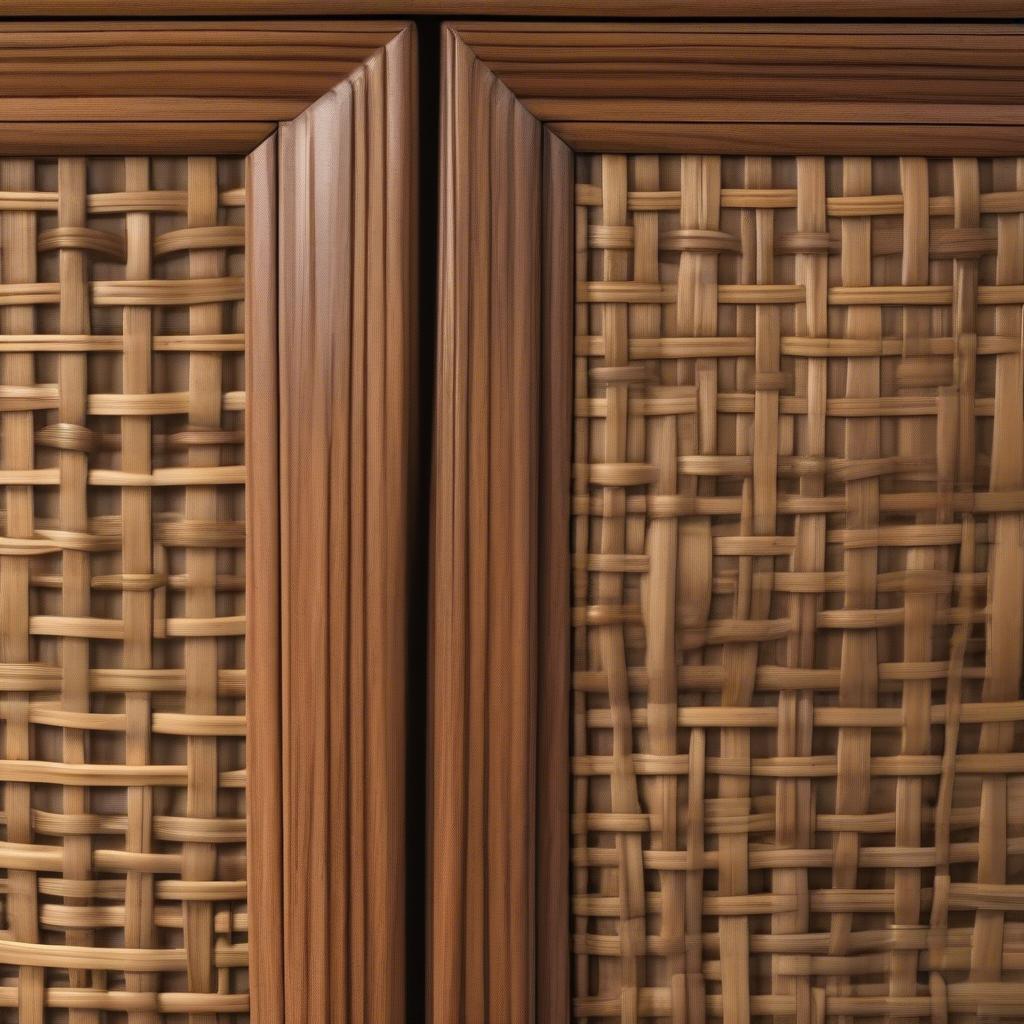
406 13 441 1024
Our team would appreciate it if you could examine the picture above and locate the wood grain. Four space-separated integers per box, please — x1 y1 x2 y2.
0 21 398 122
3 0 1022 14
0 98 307 123
456 22 1024 125
550 122 1024 156
536 127 574 1024
277 24 415 1024
0 122 274 155
523 100 1024 126
245 135 282 1024
431 23 542 1024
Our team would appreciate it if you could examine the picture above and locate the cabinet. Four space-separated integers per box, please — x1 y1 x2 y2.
432 19 1024 1024
0 20 414 1024
1 8 1022 1024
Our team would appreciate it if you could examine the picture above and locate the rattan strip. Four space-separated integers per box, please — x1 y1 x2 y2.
0 157 247 1021
572 155 1024 1024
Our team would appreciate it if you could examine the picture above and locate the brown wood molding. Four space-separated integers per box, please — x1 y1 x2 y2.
431 27 542 1024
275 24 416 1024
458 21 1024 127
249 23 415 1024
245 134 282 1024
432 19 1024 1024
0 21 401 123
551 123 1024 155
0 122 275 155
537 128 574 1024
3 0 1022 15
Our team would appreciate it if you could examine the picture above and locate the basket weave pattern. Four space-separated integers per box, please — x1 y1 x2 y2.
572 154 1024 1022
0 156 247 1018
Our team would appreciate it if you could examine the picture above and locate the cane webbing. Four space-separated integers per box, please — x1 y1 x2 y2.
0 157 247 1020
572 154 1024 1023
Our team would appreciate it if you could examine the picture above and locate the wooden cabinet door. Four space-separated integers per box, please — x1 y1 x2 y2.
0 22 415 1024
432 22 1024 1024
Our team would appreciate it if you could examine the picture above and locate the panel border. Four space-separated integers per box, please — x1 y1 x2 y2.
0 21 406 127
0 20 417 1024
431 20 1024 1022
431 36 541 1023
275 28 416 1023
2 1 1022 17
246 133 282 1024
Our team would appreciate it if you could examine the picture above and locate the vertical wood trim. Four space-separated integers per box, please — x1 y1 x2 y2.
536 128 574 1024
431 26 542 1024
276 25 415 1024
245 135 282 1024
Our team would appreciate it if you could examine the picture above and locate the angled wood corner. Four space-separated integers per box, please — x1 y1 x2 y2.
432 18 1024 1024
451 20 1024 151
0 18 417 1024
246 21 417 1024
432 24 568 1024
432 25 583 1024
269 21 417 1024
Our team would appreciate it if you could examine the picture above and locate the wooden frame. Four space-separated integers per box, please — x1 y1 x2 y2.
0 20 416 1024
6 0 1023 16
430 20 1024 1023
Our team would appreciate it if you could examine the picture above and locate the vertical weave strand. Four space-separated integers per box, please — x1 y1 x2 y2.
572 154 1024 1023
0 157 247 1019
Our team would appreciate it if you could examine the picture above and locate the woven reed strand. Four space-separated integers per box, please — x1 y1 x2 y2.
0 157 247 1020
572 155 1024 1024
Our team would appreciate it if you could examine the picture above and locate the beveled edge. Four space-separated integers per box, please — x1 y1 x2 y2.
0 19 410 130
250 21 416 1024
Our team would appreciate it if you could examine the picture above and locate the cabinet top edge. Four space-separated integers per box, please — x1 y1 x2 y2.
1 1 1022 19
448 19 1024 34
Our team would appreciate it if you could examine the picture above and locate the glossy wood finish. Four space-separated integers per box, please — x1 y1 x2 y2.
536 128 574 1024
459 22 1024 132
245 135 282 1024
0 122 274 154
6 0 1023 14
277 24 416 1024
526 100 1024 126
435 19 1024 1023
551 123 1024 155
431 25 542 1024
0 21 400 122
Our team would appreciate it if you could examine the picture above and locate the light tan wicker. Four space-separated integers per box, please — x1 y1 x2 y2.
0 156 247 1017
572 154 1024 1023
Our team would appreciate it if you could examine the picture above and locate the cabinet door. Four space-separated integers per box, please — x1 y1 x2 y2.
0 22 415 1024
432 22 1024 1024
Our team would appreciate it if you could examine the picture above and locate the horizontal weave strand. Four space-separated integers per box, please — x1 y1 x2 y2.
0 156 247 1021
572 154 1024 1024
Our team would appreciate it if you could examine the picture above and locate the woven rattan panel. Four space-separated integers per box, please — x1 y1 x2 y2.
572 155 1024 1023
0 157 246 1020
